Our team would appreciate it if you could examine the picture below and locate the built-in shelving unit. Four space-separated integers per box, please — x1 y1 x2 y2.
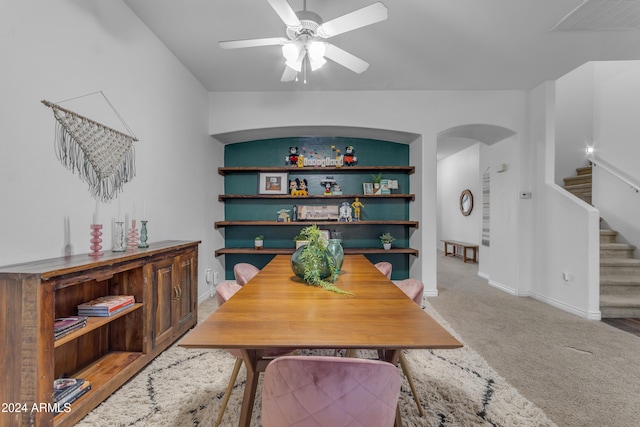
218 138 417 279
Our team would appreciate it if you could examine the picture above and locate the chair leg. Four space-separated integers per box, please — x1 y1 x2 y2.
399 351 424 417
215 358 243 427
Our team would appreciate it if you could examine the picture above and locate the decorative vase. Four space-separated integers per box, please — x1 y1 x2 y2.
112 221 126 252
383 243 391 250
327 239 344 274
138 220 149 248
89 224 104 257
254 239 263 250
290 245 333 280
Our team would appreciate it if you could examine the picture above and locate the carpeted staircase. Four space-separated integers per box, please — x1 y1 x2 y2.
564 163 640 318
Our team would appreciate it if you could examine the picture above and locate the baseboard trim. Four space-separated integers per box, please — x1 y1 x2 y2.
531 292 602 320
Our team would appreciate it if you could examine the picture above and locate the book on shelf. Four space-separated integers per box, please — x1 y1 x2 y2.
54 379 91 413
54 316 88 340
77 295 135 317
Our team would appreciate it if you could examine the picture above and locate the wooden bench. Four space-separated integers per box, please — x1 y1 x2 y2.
442 240 478 263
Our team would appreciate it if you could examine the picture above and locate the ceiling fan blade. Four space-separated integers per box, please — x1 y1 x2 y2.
318 2 388 38
267 0 302 29
219 37 287 49
281 66 297 82
324 43 369 74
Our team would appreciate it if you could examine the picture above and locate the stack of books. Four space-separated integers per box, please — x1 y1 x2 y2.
53 378 91 411
54 316 88 340
77 295 135 317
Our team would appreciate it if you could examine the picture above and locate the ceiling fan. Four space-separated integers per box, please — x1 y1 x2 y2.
219 0 388 82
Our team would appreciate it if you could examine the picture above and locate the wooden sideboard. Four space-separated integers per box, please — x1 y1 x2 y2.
0 240 199 427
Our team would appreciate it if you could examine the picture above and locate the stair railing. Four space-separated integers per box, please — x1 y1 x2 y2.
588 154 640 195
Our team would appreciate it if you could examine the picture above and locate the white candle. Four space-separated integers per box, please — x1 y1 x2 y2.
143 200 146 220
93 200 99 224
117 198 122 221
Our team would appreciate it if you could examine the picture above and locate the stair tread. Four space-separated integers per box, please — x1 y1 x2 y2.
600 294 640 306
601 258 640 266
576 166 592 175
601 243 636 250
600 229 618 235
601 277 640 285
564 183 592 190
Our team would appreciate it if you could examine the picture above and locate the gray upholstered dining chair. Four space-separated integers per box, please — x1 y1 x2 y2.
233 262 260 286
262 355 401 427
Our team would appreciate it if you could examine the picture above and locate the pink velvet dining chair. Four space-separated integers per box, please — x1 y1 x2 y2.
375 261 393 279
393 278 426 416
262 355 401 427
233 262 260 286
213 280 294 427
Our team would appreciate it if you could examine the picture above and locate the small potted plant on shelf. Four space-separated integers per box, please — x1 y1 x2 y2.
371 173 383 195
379 232 395 250
254 235 264 250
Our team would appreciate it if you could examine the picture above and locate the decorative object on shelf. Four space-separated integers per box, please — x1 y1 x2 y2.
290 178 309 196
298 205 339 220
63 216 73 257
289 224 352 295
89 224 104 257
277 209 291 222
330 230 343 242
320 176 336 195
363 182 373 195
460 189 474 216
327 238 344 278
344 145 357 166
292 205 298 221
127 220 139 251
339 201 352 222
380 179 391 195
371 173 383 194
112 221 126 252
332 183 342 195
254 235 264 250
138 220 149 248
379 232 396 250
285 146 299 165
42 93 137 203
259 172 289 195
351 197 364 221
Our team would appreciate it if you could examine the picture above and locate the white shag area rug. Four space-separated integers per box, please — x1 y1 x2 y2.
76 302 556 426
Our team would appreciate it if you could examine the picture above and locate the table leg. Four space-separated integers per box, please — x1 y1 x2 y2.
238 349 259 427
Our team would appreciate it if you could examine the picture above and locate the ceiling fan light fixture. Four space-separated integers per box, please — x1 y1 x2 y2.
307 41 326 60
282 42 301 61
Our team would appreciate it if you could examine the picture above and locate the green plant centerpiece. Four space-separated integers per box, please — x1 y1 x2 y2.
379 232 395 244
291 224 352 295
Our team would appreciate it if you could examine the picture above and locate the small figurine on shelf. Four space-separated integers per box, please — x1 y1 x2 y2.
332 183 342 195
285 146 299 165
344 145 357 166
277 209 291 222
289 179 298 195
351 197 364 221
297 178 308 195
339 202 352 222
320 176 336 195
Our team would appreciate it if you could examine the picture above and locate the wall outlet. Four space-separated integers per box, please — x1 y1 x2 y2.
205 269 212 284
213 271 219 285
562 272 571 282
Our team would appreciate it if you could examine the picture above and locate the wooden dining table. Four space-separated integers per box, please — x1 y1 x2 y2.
179 254 462 426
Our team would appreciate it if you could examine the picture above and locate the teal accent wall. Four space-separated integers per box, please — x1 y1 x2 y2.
222 137 412 280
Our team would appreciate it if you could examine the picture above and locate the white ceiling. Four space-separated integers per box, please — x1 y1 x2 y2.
123 0 640 92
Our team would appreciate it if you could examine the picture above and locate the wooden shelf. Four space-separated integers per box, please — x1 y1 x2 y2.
214 220 419 229
216 247 419 257
218 165 415 175
54 304 143 348
219 193 415 201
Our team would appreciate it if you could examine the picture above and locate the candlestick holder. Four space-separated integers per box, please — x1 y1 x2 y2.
127 220 139 251
89 224 104 257
112 221 126 252
138 220 149 248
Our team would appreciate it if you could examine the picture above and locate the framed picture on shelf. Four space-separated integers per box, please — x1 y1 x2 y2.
259 172 289 195
363 182 373 195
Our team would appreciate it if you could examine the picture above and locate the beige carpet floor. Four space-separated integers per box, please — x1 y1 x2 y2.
431 251 640 427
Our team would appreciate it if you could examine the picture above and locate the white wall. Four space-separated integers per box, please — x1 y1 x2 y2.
0 0 224 302
209 90 529 296
531 81 601 319
437 143 481 248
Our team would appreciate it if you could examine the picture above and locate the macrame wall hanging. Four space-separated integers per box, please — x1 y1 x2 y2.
42 92 138 202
